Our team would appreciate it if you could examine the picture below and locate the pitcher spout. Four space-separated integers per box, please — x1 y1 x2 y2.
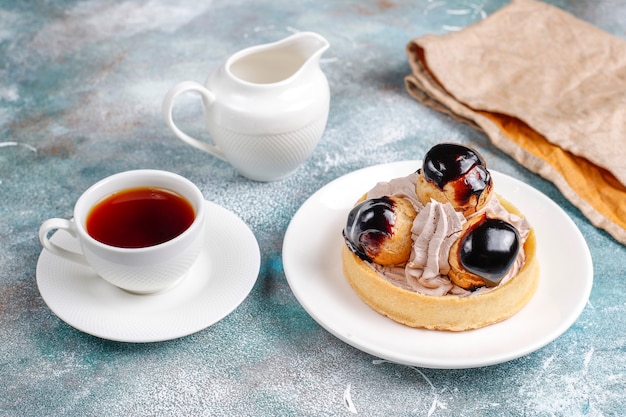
225 31 329 85
290 31 330 64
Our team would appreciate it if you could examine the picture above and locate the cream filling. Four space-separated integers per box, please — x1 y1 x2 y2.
364 173 530 297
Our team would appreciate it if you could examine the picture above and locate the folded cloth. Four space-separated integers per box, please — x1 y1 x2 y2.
405 0 626 245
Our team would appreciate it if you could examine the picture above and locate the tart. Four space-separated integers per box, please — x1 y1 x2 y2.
341 143 539 331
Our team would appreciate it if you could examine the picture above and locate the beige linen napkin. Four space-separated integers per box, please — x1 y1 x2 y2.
405 0 626 245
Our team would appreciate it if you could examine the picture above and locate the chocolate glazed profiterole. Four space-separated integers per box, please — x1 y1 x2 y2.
342 196 416 266
341 143 539 331
416 143 493 216
448 213 522 290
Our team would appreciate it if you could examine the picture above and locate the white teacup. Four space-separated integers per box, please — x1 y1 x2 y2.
39 170 206 294
162 32 331 182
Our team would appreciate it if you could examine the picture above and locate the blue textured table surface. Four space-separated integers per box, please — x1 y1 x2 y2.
1 1 625 415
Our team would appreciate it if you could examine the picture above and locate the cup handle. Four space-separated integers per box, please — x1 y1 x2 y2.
162 81 226 160
38 218 90 266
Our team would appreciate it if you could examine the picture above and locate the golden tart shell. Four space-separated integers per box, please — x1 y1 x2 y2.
341 197 539 331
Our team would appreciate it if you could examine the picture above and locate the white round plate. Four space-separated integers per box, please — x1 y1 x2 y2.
283 161 593 369
37 201 260 343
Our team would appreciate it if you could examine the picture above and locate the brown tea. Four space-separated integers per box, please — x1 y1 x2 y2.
86 187 195 248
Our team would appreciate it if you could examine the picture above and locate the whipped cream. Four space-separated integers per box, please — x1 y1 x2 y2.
364 173 530 297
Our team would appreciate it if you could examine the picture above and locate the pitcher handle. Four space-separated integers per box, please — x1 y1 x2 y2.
162 81 226 160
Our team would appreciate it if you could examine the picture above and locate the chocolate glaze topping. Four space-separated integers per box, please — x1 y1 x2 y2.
423 143 491 204
459 216 520 286
343 197 396 262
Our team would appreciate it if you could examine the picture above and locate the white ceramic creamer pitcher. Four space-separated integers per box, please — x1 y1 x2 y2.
163 32 330 182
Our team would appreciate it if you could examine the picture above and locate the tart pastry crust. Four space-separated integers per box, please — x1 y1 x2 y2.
341 198 539 331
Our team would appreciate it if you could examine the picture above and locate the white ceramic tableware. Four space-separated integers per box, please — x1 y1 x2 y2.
162 32 330 182
283 161 593 369
38 170 206 294
37 200 260 342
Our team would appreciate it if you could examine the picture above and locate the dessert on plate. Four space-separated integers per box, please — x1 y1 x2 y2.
341 143 539 331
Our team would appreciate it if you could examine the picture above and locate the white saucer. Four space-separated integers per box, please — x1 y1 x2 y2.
283 161 593 369
36 201 260 342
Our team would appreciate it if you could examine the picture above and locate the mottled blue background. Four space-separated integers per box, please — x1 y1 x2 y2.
1 0 625 415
